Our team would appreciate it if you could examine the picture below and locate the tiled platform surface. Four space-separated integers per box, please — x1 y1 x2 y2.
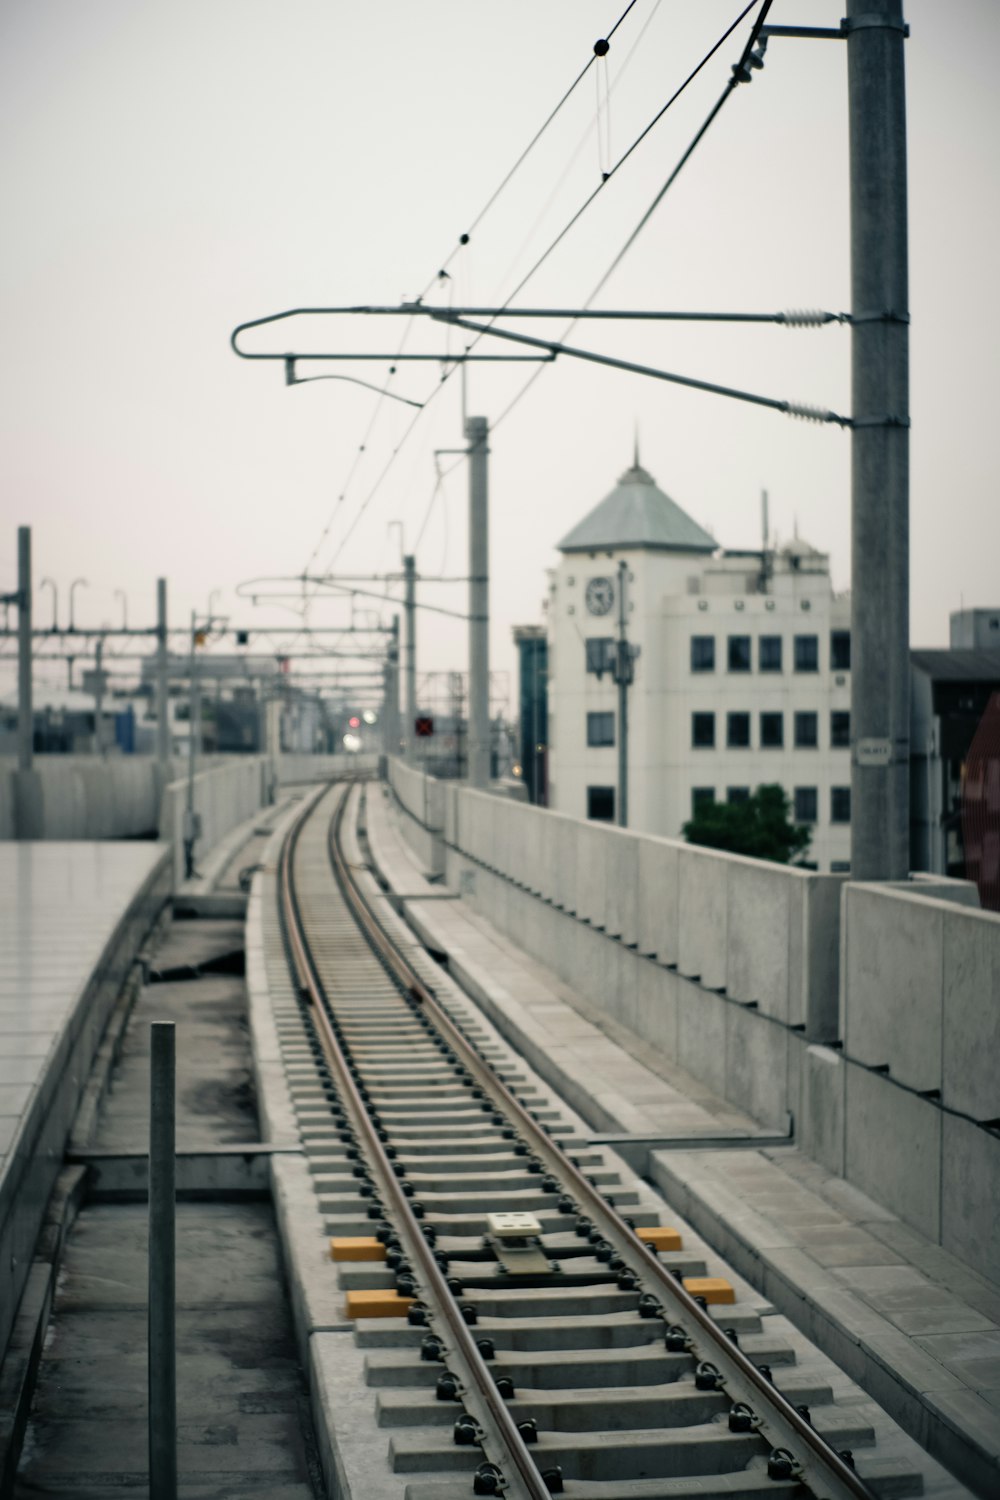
0 842 171 1357
371 784 1000 1499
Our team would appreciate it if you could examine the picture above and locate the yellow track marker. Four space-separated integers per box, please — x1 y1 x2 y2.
330 1237 387 1262
344 1290 415 1319
636 1227 683 1252
683 1277 735 1305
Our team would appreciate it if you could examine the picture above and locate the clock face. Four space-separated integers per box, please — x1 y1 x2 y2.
585 576 615 616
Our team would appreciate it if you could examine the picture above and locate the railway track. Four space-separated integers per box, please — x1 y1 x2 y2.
273 780 923 1500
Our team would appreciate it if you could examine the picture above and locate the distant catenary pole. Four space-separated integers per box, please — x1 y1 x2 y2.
466 416 490 789
156 580 170 777
17 527 32 773
847 0 910 880
403 556 416 762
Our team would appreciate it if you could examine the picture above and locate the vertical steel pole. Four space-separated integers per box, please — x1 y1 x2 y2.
17 527 32 773
386 615 400 756
616 560 628 828
184 613 198 879
466 416 490 788
156 580 170 778
148 1022 177 1500
403 557 417 762
847 0 910 879
94 637 105 757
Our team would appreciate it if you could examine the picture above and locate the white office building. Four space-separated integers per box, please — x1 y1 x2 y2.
545 455 853 871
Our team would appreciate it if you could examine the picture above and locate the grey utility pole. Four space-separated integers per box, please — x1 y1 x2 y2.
466 415 490 789
156 579 170 781
94 637 105 756
184 612 200 879
611 559 638 829
403 556 417 762
847 0 910 880
384 615 400 757
17 526 32 773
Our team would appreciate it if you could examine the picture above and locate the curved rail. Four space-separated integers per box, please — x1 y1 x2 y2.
280 784 551 1500
284 781 876 1500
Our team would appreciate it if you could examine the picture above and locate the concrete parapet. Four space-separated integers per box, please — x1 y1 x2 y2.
1 755 164 839
158 756 269 888
841 883 1000 1120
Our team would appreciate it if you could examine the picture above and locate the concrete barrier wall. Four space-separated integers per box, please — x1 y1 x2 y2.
383 758 999 1278
841 883 1000 1123
159 756 269 887
434 773 845 1042
276 752 379 783
0 755 171 839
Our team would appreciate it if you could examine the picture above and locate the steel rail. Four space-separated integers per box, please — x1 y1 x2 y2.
279 784 551 1500
329 786 878 1500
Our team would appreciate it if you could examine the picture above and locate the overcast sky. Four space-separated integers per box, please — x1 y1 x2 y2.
1 0 997 709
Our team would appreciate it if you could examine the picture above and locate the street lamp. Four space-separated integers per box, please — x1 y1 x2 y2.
115 589 128 630
40 577 58 631
69 577 88 631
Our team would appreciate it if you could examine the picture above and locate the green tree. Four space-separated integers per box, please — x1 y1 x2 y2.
682 784 811 865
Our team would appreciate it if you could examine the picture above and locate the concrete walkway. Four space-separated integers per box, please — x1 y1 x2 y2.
368 782 1000 1499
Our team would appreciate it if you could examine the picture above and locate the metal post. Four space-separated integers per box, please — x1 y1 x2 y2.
616 560 629 828
17 527 32 773
94 637 105 757
156 580 170 778
466 415 490 788
184 612 198 879
148 1022 177 1500
384 615 400 756
403 556 417 762
847 0 910 880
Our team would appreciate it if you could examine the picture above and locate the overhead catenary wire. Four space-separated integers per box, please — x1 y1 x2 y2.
302 0 655 578
490 0 772 433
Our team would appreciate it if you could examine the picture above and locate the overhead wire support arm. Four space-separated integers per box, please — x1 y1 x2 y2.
428 312 852 427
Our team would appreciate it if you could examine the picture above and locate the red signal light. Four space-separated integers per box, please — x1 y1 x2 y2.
349 716 361 729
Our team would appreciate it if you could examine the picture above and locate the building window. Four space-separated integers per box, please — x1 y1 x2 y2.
690 635 715 673
794 711 818 749
588 786 615 822
831 859 851 873
728 635 752 672
794 634 819 672
727 786 750 804
830 629 851 671
692 712 716 748
794 787 818 824
830 711 850 749
585 638 615 676
759 635 783 673
691 787 715 815
586 711 615 747
727 712 751 748
831 786 851 824
760 712 784 749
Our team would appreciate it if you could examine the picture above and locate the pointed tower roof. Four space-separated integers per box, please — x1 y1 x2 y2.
557 457 717 554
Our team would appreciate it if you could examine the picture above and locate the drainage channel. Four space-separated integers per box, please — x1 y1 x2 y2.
270 780 936 1500
11 906 324 1499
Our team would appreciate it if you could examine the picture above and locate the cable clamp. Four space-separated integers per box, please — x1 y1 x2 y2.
849 309 910 326
848 414 911 429
840 15 910 37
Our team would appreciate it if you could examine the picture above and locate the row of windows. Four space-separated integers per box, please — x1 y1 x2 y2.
587 709 850 752
691 630 851 675
692 710 850 750
692 785 852 824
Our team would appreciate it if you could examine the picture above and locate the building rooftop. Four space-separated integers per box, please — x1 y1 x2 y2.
558 458 717 555
911 648 1000 682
